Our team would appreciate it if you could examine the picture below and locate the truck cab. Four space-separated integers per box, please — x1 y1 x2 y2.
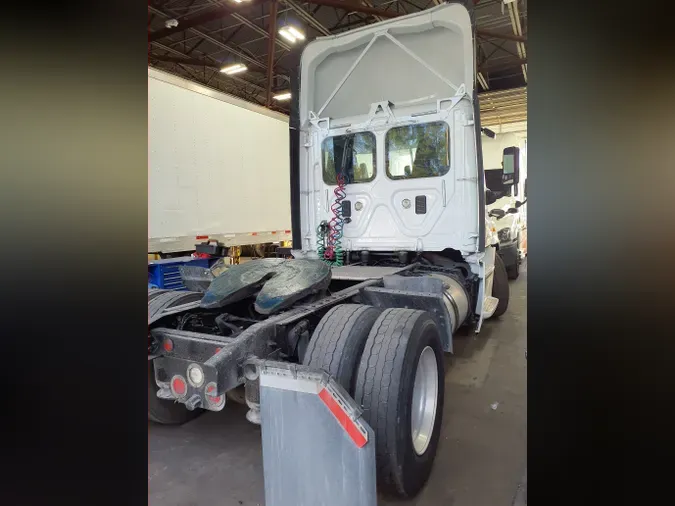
292 1 507 328
485 139 527 279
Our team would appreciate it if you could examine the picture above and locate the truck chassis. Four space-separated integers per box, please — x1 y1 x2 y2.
147 254 501 498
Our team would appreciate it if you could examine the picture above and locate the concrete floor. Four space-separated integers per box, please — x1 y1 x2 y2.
149 262 527 506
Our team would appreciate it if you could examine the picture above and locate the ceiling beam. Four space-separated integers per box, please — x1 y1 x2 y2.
150 42 268 94
281 0 332 36
230 11 292 51
149 2 526 48
361 0 384 22
476 28 527 44
302 0 397 19
266 0 278 106
149 5 286 79
148 0 270 42
152 54 219 68
478 57 527 74
200 0 293 51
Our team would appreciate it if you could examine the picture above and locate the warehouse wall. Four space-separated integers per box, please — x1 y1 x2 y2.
148 69 291 240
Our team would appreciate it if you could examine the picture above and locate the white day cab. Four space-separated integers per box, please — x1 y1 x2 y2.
147 2 524 503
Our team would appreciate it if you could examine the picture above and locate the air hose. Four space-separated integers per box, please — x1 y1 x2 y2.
318 173 347 266
316 222 327 259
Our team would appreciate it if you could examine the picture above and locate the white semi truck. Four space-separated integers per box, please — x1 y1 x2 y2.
484 132 528 278
148 67 292 254
148 2 524 501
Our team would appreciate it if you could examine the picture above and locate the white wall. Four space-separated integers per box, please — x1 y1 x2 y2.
148 69 291 239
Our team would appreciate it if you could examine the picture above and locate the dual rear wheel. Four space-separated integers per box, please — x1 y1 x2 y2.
304 304 445 498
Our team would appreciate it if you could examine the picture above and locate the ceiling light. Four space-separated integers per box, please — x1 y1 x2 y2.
278 26 304 44
278 28 296 43
286 26 305 40
273 92 292 101
220 63 247 75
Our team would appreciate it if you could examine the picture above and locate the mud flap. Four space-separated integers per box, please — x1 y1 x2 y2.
253 361 377 506
474 246 497 332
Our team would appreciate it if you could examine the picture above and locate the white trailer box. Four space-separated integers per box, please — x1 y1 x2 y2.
148 67 291 253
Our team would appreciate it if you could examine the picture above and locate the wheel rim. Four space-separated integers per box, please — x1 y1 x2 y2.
411 346 439 455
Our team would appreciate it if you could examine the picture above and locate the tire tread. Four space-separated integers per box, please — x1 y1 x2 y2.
304 304 381 393
355 308 433 496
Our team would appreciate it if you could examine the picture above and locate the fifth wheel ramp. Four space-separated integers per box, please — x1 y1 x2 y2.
252 360 377 506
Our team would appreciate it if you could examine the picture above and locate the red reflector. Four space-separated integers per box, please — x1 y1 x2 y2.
284 230 291 233
214 347 222 355
204 382 224 408
163 339 174 352
171 376 186 396
318 388 367 448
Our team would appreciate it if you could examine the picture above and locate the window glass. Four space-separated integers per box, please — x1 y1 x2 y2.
503 153 515 174
386 122 450 180
322 132 376 185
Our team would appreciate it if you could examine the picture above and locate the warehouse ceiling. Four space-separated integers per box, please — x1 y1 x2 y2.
480 86 526 129
148 0 527 120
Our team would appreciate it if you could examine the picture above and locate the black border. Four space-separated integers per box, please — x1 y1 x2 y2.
1 1 148 504
528 1 675 504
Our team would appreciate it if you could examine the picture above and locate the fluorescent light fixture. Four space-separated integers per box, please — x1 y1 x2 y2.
477 72 489 91
286 26 305 40
278 26 304 43
273 92 292 101
278 28 296 43
220 63 247 75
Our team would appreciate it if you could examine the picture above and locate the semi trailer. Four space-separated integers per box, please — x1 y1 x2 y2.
148 67 292 255
148 1 523 500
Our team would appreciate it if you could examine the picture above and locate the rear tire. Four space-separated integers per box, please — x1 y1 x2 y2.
354 308 445 498
303 304 382 394
492 254 510 317
226 386 247 405
506 235 521 280
148 362 203 425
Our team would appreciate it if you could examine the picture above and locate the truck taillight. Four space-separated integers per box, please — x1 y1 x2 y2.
205 382 225 409
171 375 187 398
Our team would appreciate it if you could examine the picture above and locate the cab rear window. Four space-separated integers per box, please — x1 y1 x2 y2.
322 132 376 185
386 122 450 180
